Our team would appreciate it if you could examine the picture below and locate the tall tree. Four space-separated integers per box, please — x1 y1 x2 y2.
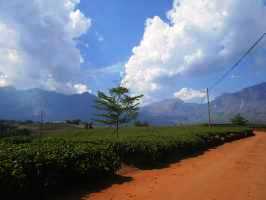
95 86 143 136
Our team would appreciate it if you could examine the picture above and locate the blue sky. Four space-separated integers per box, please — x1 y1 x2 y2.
78 0 172 67
0 0 266 104
77 0 173 92
79 0 266 102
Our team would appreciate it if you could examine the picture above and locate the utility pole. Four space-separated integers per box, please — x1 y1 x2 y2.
206 88 212 127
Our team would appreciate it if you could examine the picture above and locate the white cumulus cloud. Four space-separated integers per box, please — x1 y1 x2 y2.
174 88 206 102
73 83 91 94
0 72 8 87
122 0 266 102
0 0 91 93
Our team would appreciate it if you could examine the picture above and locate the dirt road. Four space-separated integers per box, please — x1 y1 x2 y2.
86 132 266 200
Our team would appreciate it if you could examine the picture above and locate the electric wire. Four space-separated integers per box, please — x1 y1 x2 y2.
209 33 266 91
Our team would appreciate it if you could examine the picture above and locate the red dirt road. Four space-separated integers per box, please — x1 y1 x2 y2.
86 132 266 200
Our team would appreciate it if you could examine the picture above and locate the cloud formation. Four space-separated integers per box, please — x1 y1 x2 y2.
72 83 91 94
122 0 266 102
0 0 91 93
174 88 206 102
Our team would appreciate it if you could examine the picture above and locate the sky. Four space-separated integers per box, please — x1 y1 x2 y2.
0 0 266 104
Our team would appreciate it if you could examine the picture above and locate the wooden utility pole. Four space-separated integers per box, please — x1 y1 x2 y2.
206 88 212 127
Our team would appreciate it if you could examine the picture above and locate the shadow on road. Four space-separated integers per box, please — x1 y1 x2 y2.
48 175 133 200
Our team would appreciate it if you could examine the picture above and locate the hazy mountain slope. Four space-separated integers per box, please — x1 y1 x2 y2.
139 99 207 125
212 82 266 123
0 82 266 123
0 87 97 121
141 82 266 125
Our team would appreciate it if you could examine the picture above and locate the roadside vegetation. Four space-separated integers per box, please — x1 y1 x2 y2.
0 125 253 198
231 114 249 126
0 86 257 198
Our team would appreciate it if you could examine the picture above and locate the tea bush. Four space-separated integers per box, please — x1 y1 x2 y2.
113 127 253 167
0 139 120 198
0 126 253 197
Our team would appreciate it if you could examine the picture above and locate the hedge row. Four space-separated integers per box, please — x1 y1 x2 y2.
114 128 254 167
0 127 253 197
0 140 120 198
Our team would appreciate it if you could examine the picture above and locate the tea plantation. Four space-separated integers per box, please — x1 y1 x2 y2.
0 126 253 198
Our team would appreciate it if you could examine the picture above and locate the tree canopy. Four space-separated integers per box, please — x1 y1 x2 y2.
95 86 143 136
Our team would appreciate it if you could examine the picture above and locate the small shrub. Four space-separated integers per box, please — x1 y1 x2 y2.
65 119 81 125
231 114 248 126
84 122 94 129
0 123 32 138
134 121 150 127
9 128 32 137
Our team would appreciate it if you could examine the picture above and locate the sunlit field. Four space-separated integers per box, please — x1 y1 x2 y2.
0 124 253 198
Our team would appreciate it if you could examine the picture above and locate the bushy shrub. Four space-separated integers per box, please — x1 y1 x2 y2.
0 123 32 138
0 123 16 137
84 122 94 129
0 126 253 197
113 128 253 167
0 139 120 198
231 114 248 126
65 119 81 125
9 128 32 137
134 121 150 127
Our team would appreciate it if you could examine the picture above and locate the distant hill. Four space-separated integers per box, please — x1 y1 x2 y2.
0 82 266 124
0 87 97 121
139 99 207 125
211 82 266 123
140 82 266 125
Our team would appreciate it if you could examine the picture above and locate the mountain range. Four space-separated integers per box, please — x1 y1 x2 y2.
140 82 266 125
0 87 97 121
0 82 266 124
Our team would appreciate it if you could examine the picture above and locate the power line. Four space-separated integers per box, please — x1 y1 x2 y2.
209 33 266 91
206 33 266 127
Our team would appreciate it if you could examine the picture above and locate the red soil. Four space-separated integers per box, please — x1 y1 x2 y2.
85 131 266 200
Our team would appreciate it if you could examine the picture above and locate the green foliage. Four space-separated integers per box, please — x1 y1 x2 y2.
65 119 81 125
0 122 32 138
0 126 253 197
2 135 34 144
0 122 33 144
231 114 248 126
84 122 94 129
47 126 253 167
112 127 253 167
248 123 266 131
134 120 150 127
0 122 16 137
0 139 120 198
95 86 143 136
